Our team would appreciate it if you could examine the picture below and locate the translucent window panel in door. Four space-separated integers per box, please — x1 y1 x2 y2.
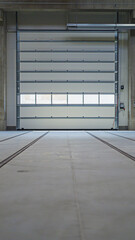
20 94 35 104
100 94 115 104
68 94 83 104
52 94 67 104
84 94 98 104
36 94 51 104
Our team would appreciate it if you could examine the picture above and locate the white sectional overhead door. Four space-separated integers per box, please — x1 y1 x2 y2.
17 31 118 129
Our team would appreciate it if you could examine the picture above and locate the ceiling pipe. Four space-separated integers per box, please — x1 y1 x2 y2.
67 23 135 30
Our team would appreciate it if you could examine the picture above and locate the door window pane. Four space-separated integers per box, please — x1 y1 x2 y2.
68 94 82 104
52 94 67 104
84 94 98 104
100 94 114 104
37 94 51 104
20 94 35 104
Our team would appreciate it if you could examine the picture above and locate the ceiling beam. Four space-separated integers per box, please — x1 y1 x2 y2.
0 1 135 11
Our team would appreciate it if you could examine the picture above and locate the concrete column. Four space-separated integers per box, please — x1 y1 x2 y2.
0 10 7 130
128 29 135 130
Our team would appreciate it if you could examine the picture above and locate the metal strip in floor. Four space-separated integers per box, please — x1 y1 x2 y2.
0 132 49 168
0 131 31 143
107 131 135 142
86 132 135 162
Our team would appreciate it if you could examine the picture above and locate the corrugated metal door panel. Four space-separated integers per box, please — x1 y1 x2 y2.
20 62 115 71
20 106 115 118
17 31 117 129
20 52 115 61
20 72 115 81
20 82 115 93
19 32 115 40
20 119 115 129
20 107 52 117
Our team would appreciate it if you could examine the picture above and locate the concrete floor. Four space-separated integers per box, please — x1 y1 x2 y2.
0 131 135 240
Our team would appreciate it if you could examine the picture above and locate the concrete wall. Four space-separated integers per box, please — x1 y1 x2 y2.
0 11 7 130
0 0 135 10
6 11 130 129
